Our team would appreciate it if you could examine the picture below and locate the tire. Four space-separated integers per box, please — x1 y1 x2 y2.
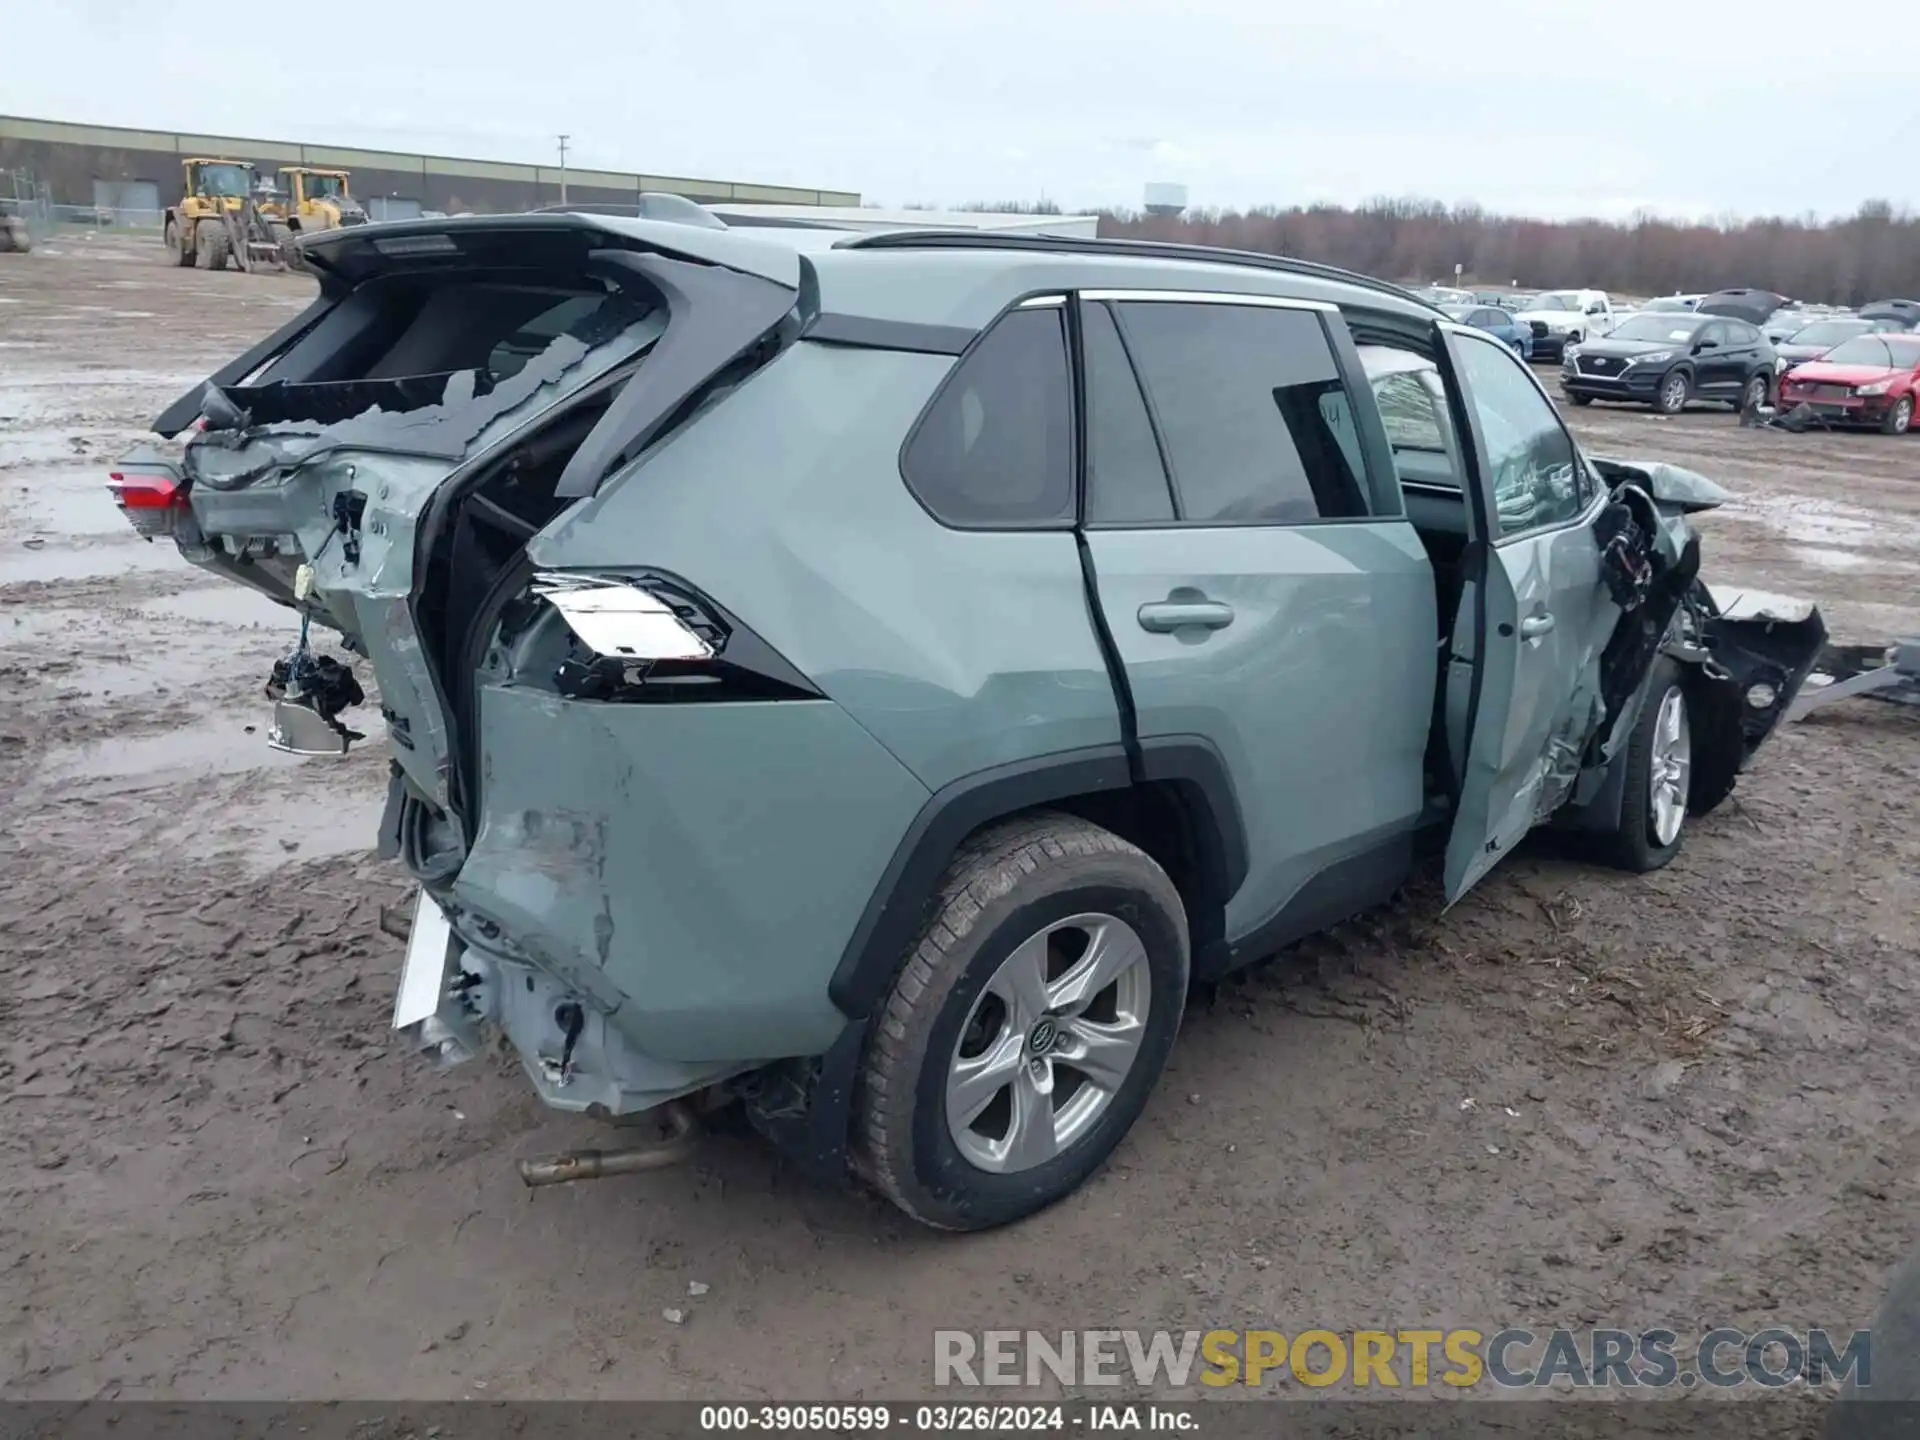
1654 369 1691 416
1596 659 1693 873
201 225 230 272
1880 395 1913 436
1827 1249 1920 1438
167 220 195 268
855 813 1190 1231
1568 393 1594 407
1737 372 1769 413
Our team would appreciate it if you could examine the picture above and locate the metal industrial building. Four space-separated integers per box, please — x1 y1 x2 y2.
0 115 859 223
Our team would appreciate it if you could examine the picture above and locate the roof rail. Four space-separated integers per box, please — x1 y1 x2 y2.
837 229 1430 308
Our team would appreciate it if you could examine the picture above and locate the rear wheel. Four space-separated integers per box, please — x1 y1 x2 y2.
1881 395 1913 435
855 813 1189 1231
1738 372 1769 413
1655 370 1691 415
1597 659 1693 873
167 219 195 267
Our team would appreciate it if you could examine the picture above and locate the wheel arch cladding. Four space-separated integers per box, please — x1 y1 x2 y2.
827 742 1248 1020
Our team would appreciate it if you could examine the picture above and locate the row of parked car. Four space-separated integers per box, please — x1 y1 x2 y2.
1414 284 1920 434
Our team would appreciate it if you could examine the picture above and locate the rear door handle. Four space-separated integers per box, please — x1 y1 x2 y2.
1519 613 1556 640
1138 599 1235 633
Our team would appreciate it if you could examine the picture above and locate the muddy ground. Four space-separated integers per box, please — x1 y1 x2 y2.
2 233 1917 1412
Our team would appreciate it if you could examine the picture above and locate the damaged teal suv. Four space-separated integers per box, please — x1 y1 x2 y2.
119 215 1824 1229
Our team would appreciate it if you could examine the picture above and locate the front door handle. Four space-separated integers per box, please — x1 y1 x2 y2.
1519 613 1556 640
1138 599 1235 633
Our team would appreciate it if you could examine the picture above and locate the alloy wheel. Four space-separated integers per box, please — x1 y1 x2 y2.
1649 685 1691 847
946 913 1151 1173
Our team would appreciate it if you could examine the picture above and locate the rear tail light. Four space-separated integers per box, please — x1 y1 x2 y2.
529 570 817 703
532 572 715 660
107 469 190 539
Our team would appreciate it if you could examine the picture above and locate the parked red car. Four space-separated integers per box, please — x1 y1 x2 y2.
1778 333 1920 434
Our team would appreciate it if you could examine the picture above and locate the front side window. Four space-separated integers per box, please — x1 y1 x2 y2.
1117 300 1368 525
1453 333 1585 537
901 306 1075 528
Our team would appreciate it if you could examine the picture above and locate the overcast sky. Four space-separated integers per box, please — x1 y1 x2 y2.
14 0 1912 221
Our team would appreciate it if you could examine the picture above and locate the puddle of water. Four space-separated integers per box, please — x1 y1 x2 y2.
42 720 305 785
136 584 292 627
1724 493 1920 549
1791 546 1870 571
31 646 182 696
155 781 386 874
2 466 128 536
0 534 184 586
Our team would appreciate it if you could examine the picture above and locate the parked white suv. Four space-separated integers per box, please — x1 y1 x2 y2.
1517 289 1615 360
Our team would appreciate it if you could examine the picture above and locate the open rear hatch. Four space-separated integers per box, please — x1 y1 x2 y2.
131 212 803 837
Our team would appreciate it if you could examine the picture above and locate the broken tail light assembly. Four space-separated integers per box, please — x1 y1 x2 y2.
107 467 191 539
529 571 820 703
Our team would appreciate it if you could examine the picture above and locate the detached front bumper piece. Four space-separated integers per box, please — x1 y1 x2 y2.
1787 638 1920 721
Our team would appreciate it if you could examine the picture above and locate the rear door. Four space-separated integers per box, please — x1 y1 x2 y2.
1435 325 1614 900
1079 292 1435 943
1693 320 1738 397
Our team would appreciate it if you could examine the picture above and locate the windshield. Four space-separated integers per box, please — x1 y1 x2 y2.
1641 297 1691 312
194 163 251 198
1820 337 1898 367
1441 305 1474 321
1530 292 1579 311
303 172 345 198
1789 320 1870 348
1606 314 1701 343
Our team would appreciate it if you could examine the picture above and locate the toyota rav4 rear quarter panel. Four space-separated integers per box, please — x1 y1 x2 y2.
455 683 930 1062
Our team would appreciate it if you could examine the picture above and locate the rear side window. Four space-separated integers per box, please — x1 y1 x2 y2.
1116 301 1368 524
902 307 1074 528
1083 302 1175 524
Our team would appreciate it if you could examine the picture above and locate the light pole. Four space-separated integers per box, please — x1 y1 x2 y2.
557 134 569 206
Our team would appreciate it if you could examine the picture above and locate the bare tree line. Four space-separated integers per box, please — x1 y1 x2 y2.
953 198 1920 304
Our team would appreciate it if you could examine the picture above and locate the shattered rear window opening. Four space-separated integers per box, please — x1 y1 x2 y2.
185 293 667 487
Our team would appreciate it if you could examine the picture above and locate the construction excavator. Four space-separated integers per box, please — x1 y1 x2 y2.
162 157 291 273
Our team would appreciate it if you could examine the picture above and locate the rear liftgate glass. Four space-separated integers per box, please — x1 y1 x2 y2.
126 221 803 858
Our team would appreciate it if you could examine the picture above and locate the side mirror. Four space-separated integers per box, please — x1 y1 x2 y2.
1694 338 1718 352
1587 303 1606 314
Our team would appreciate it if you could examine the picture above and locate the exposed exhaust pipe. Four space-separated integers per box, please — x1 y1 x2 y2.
517 1101 701 1186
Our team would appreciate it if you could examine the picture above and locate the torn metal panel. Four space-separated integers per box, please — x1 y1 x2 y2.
1590 455 1735 513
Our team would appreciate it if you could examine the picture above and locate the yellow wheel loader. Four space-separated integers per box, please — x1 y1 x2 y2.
161 158 289 273
268 167 367 271
276 168 367 232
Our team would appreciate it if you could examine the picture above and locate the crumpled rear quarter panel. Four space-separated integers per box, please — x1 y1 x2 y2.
452 685 930 1063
